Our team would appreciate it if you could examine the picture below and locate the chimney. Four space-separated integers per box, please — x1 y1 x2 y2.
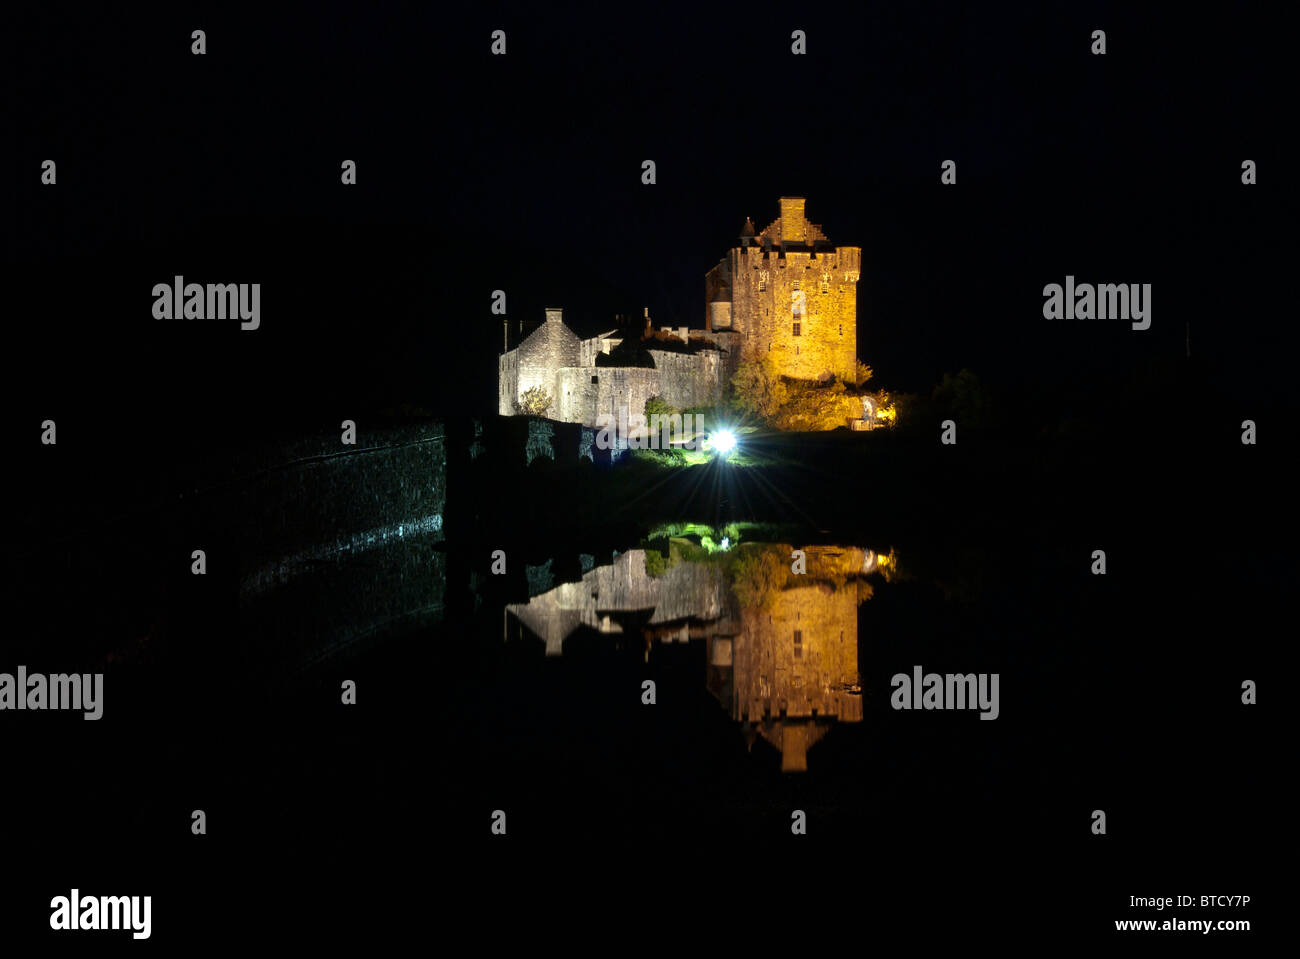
545 307 563 324
779 197 806 244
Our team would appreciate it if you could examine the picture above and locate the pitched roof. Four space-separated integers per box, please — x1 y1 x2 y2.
757 215 830 245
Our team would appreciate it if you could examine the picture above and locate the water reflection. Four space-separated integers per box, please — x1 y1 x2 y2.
507 542 892 771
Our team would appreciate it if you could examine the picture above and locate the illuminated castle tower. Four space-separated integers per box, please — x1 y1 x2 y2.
704 197 861 383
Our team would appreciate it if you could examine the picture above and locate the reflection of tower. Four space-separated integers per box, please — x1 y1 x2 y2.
707 546 867 772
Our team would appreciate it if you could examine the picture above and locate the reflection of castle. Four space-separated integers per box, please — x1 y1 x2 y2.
708 546 869 771
497 198 861 425
506 550 725 656
506 544 876 772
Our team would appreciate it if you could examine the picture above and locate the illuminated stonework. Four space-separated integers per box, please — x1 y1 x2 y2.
704 197 861 383
498 198 861 423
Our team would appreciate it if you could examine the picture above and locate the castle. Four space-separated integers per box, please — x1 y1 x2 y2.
498 197 861 426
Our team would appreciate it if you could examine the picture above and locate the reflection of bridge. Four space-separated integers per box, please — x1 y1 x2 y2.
507 545 874 772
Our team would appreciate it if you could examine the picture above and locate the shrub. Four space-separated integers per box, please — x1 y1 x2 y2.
517 385 553 417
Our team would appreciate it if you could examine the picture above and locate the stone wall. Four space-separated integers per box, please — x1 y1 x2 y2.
552 366 664 427
189 422 448 595
593 367 661 426
498 350 519 415
555 366 601 424
649 349 727 410
698 329 744 391
526 350 729 426
725 243 860 382
579 333 620 368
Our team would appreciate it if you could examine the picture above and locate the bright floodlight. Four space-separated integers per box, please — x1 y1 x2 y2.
712 429 737 454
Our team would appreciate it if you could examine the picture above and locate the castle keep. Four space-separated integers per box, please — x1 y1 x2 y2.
704 197 861 383
498 197 860 425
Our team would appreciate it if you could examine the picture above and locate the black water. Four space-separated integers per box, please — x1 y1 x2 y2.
6 424 1283 943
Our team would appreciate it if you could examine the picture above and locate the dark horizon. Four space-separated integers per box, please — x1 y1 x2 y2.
8 5 1296 425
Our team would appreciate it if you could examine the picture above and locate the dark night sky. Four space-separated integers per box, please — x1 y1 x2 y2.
5 3 1295 425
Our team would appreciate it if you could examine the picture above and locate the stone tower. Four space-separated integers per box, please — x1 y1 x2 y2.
704 197 860 383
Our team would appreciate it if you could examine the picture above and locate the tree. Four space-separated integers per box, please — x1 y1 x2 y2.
517 385 553 417
932 369 991 427
864 389 898 427
731 357 788 422
854 360 874 388
776 378 857 430
645 395 676 418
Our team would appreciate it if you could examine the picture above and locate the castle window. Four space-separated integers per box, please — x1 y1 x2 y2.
591 375 598 384
794 630 803 658
839 325 842 336
792 280 800 290
792 322 801 337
